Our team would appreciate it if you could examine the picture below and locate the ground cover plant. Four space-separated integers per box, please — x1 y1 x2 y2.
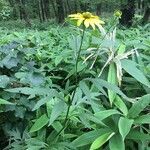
0 9 150 150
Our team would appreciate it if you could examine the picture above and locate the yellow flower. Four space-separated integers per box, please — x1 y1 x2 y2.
68 12 105 30
114 10 122 18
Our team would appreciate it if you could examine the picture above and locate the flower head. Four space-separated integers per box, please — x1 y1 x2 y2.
114 10 122 18
68 12 104 30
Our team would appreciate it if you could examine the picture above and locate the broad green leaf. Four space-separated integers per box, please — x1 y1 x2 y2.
118 117 134 140
30 114 49 133
114 95 128 116
88 115 106 127
52 121 63 132
128 94 150 118
2 56 19 69
49 100 65 126
0 75 9 88
29 72 44 86
134 114 150 124
121 59 150 88
71 128 111 147
63 133 78 140
0 98 13 105
126 129 150 141
109 134 125 150
95 109 120 121
90 132 115 150
107 63 117 105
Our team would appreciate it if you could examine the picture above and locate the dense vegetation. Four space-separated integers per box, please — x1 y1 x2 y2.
0 0 150 150
0 0 150 25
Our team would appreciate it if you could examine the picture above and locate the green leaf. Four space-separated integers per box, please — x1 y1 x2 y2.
0 98 13 105
118 117 134 140
29 72 44 86
55 56 63 66
33 90 59 111
95 109 120 121
134 114 150 124
126 129 150 141
71 128 111 147
0 75 10 88
89 78 130 101
30 114 49 133
6 87 56 97
49 100 65 126
114 95 128 116
109 134 125 150
90 132 115 150
128 94 150 118
117 44 126 54
68 35 81 52
107 63 117 105
46 100 52 117
79 81 91 101
52 121 63 132
2 56 19 69
121 59 150 88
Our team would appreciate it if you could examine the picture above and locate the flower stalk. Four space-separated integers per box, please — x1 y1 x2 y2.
56 28 85 138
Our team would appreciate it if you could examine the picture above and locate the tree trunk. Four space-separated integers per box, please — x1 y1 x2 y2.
120 0 136 27
74 0 78 13
51 0 57 18
17 0 31 27
80 2 87 11
44 0 50 19
38 0 43 22
66 0 71 14
142 6 150 24
96 3 102 16
56 0 65 23
64 0 68 17
8 0 18 19
38 0 48 22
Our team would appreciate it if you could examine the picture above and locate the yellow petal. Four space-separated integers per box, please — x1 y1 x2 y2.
89 21 96 30
96 19 105 24
68 13 82 18
77 18 84 26
84 19 90 28
95 22 103 29
70 17 81 20
99 20 105 24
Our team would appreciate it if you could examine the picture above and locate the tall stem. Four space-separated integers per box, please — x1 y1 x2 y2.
75 28 85 84
55 28 85 138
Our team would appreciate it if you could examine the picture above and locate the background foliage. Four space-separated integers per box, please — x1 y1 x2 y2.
0 0 150 150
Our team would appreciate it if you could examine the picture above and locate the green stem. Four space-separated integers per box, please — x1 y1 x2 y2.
55 28 85 138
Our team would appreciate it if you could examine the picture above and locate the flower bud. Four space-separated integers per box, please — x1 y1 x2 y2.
114 10 122 18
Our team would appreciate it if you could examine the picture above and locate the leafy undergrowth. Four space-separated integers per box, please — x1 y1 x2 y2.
0 23 150 150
